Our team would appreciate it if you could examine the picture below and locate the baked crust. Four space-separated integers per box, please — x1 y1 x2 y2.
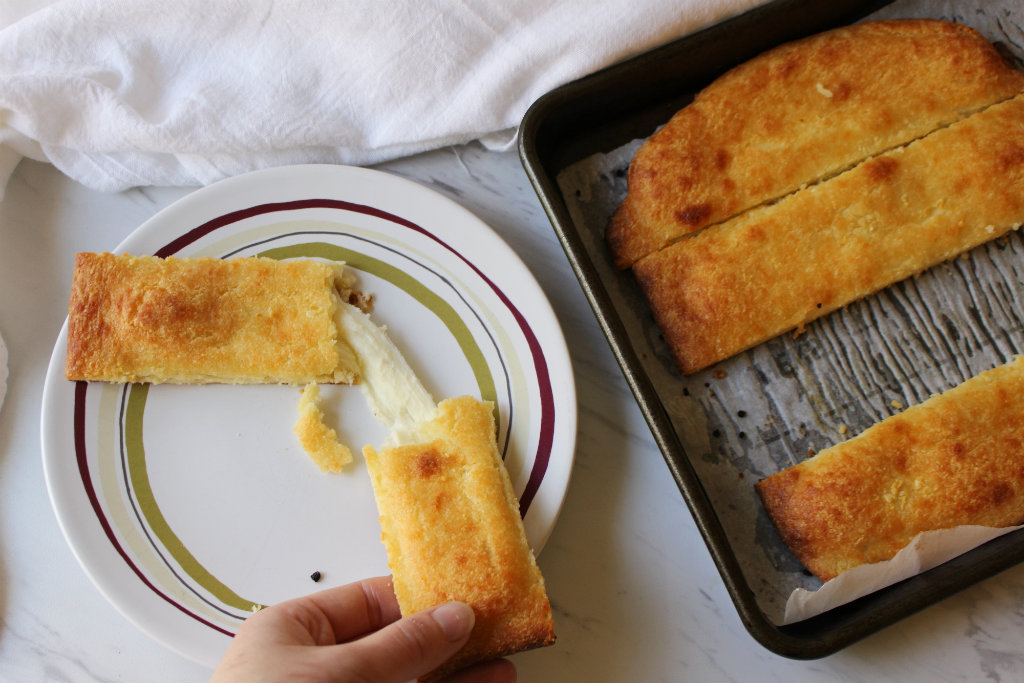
363 396 555 680
633 93 1024 375
65 253 359 384
755 356 1024 582
293 383 354 472
607 19 1024 268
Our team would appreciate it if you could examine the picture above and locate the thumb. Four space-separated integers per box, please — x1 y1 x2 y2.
336 601 475 682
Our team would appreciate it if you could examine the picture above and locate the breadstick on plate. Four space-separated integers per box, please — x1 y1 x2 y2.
364 396 556 680
65 253 361 385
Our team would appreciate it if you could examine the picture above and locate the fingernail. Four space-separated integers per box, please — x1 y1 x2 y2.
431 601 475 641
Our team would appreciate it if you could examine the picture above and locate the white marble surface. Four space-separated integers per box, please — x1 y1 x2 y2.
3 147 1024 683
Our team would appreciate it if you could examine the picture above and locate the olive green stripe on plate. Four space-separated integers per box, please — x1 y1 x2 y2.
125 384 259 612
259 242 497 407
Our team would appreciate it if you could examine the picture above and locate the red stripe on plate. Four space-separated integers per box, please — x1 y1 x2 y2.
74 381 235 637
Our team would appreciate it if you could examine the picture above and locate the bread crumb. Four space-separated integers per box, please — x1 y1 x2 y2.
890 399 905 410
815 82 834 98
294 383 354 472
838 424 848 435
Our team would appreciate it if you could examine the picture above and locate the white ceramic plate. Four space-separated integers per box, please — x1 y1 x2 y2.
40 164 576 667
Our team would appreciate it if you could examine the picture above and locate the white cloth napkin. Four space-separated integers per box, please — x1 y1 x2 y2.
0 0 763 198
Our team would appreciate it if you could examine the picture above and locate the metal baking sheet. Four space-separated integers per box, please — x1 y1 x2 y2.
519 0 1024 659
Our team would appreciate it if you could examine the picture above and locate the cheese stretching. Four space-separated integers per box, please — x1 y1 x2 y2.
332 300 437 446
756 356 1024 582
607 19 1024 268
336 298 555 679
633 93 1024 375
65 253 360 385
364 396 556 680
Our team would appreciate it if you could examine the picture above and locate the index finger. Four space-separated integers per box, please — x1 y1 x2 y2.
301 575 404 643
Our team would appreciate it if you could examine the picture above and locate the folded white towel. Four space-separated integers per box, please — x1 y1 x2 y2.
0 0 762 197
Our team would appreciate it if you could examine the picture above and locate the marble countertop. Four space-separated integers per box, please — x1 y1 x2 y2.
3 147 1024 683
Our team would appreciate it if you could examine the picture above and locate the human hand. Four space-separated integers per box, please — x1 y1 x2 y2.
210 575 516 683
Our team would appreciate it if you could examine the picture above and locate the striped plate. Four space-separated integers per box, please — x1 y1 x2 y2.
41 164 575 667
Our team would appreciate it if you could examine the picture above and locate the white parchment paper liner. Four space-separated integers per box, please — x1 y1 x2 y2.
784 524 1024 624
